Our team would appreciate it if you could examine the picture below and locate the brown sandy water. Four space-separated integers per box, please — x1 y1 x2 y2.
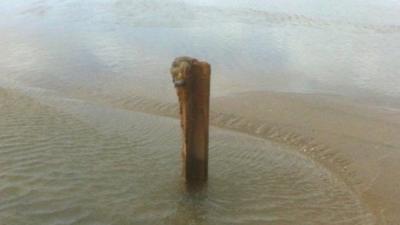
0 88 375 225
1 0 400 224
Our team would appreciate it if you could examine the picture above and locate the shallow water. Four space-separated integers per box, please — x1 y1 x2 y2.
0 0 399 224
0 0 399 100
0 89 374 225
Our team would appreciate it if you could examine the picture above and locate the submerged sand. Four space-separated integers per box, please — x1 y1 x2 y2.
58 87 400 225
1 86 399 225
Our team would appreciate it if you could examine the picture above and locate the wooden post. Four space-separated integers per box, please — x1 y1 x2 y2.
170 57 211 184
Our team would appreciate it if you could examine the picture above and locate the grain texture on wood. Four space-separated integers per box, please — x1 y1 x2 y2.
170 56 211 183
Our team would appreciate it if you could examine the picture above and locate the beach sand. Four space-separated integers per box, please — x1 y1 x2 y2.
1 0 399 224
63 87 400 225
211 91 400 225
1 84 399 224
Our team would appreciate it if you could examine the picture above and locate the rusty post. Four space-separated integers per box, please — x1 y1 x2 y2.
170 56 211 184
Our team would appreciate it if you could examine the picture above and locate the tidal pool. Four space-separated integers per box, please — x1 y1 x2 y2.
0 89 374 225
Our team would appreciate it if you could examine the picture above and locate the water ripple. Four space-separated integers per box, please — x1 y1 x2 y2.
0 88 375 224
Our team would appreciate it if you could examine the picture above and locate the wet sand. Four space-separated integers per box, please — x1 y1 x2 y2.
1 87 379 225
56 87 400 225
1 1 399 224
212 91 400 225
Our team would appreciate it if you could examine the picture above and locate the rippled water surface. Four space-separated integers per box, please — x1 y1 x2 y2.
0 0 398 224
0 89 374 225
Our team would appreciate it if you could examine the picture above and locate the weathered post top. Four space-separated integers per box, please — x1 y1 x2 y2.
170 56 211 185
170 56 195 87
